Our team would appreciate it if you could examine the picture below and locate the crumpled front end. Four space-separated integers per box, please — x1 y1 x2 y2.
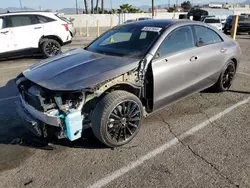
15 74 88 141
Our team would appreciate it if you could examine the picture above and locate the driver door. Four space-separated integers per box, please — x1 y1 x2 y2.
152 26 202 111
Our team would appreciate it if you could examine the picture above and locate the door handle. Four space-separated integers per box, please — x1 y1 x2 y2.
34 27 42 29
220 48 227 53
190 56 198 62
0 31 9 34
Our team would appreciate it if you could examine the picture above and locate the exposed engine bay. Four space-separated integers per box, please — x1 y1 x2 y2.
16 75 86 141
15 70 142 141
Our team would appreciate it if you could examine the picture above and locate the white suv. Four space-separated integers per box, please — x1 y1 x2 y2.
0 11 72 58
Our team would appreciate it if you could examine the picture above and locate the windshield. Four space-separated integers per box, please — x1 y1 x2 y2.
86 24 164 58
205 19 220 23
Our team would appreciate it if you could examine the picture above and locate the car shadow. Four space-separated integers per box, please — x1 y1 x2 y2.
227 90 250 95
0 79 107 151
0 54 44 62
201 88 250 95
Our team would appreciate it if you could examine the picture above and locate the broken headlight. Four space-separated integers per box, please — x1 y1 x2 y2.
55 92 85 113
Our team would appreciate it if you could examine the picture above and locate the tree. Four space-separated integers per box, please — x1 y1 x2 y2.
101 0 104 14
95 0 100 13
119 4 132 13
84 0 89 14
118 4 141 13
168 7 177 12
181 1 192 12
109 8 117 14
91 0 94 13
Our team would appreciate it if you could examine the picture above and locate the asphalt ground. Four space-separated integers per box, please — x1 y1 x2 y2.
0 34 249 188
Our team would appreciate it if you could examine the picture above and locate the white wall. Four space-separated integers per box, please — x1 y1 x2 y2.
64 12 186 28
64 8 250 28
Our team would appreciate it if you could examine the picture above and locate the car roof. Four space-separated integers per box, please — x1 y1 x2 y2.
125 19 195 27
0 11 56 17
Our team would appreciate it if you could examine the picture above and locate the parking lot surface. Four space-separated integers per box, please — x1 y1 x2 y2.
0 35 250 188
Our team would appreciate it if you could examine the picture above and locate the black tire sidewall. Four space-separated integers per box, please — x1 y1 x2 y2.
41 39 61 58
218 61 236 92
92 91 143 148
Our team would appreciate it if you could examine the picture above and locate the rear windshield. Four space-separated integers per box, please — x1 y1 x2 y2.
205 19 220 23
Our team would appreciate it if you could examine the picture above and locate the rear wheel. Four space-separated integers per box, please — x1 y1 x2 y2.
91 91 143 148
41 39 61 58
212 61 236 92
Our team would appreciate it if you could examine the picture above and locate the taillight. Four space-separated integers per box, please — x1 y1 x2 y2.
63 24 69 31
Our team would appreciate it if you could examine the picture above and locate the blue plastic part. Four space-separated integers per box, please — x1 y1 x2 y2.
65 111 83 141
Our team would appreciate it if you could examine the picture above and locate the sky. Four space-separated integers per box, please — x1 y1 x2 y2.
0 0 245 10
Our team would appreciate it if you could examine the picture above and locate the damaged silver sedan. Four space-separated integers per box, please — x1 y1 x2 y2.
16 19 241 147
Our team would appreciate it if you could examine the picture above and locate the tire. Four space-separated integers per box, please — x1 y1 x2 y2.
41 39 61 58
212 61 236 93
91 90 143 148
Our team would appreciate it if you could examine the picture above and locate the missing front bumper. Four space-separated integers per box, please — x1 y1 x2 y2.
16 100 46 137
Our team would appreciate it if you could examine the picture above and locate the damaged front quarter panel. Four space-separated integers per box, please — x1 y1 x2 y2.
84 69 143 103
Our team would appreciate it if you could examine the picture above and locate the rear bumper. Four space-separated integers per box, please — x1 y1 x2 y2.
63 40 72 45
70 28 76 37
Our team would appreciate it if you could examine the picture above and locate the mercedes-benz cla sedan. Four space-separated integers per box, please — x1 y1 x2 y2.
16 19 242 147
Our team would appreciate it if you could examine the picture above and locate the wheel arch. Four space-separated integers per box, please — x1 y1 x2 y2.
39 35 63 46
230 57 238 69
104 83 142 99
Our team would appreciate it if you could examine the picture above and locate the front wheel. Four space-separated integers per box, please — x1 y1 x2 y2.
212 61 236 92
41 39 61 58
91 91 143 148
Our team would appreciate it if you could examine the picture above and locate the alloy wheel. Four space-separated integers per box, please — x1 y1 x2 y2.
107 100 141 144
222 64 235 90
45 42 60 56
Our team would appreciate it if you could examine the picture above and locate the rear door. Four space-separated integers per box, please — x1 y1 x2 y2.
5 14 44 51
0 17 13 53
192 25 227 86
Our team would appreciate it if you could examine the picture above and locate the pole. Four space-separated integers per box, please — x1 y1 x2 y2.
97 20 100 37
19 0 23 9
231 15 239 40
168 0 170 7
152 0 154 18
86 20 89 36
110 15 113 29
76 0 78 14
80 21 82 35
110 0 113 10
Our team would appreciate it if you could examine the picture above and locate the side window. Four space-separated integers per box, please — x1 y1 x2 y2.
194 26 222 46
160 26 195 57
36 15 55 23
6 15 33 28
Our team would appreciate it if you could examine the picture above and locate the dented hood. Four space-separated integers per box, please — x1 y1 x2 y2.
23 48 140 91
